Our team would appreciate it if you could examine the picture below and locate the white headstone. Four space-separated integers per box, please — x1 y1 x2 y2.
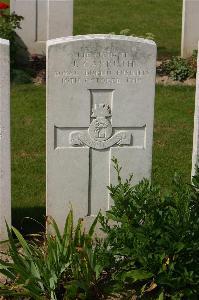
181 0 199 58
0 39 11 241
192 42 199 176
11 0 73 55
47 35 156 230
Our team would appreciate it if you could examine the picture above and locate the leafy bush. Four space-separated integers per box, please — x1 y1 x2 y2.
159 50 198 82
0 4 23 67
1 159 199 299
110 28 156 41
0 211 109 300
100 158 199 299
187 49 198 79
11 69 32 84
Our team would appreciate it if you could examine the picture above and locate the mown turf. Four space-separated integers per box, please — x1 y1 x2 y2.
10 84 195 229
74 0 182 57
152 85 195 190
11 84 46 231
5 0 182 58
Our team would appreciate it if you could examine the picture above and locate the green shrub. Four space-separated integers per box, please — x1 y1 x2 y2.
11 69 32 84
110 28 156 41
100 158 199 299
0 211 108 300
1 159 199 299
159 51 198 82
188 49 198 79
0 11 23 67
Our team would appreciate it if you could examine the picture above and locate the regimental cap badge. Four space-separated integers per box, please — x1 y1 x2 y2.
91 104 111 118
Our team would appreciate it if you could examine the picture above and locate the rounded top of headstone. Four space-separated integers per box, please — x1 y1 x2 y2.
0 38 9 45
47 34 156 48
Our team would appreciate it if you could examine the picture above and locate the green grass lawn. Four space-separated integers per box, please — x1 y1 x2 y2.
11 85 46 231
74 0 182 58
11 84 195 230
5 0 182 58
152 85 194 189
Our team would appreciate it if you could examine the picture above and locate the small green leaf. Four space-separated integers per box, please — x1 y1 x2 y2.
121 269 153 282
158 291 164 300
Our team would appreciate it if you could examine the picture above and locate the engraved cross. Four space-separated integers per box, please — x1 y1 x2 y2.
55 89 146 216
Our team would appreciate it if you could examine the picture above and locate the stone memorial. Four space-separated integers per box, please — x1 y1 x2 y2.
192 42 199 176
11 0 73 55
0 39 11 241
181 0 199 58
47 35 157 230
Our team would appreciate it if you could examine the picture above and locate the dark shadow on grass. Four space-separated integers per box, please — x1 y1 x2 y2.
12 206 46 234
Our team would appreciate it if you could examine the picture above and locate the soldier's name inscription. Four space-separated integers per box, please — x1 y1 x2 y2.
54 48 150 85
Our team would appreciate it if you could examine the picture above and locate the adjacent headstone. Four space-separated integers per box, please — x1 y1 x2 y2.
181 0 199 58
47 35 156 230
192 42 199 176
0 39 11 241
11 0 73 55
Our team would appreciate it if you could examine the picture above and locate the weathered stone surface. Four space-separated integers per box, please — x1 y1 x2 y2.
11 0 73 55
181 0 199 58
192 42 199 176
46 35 156 230
0 39 11 241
